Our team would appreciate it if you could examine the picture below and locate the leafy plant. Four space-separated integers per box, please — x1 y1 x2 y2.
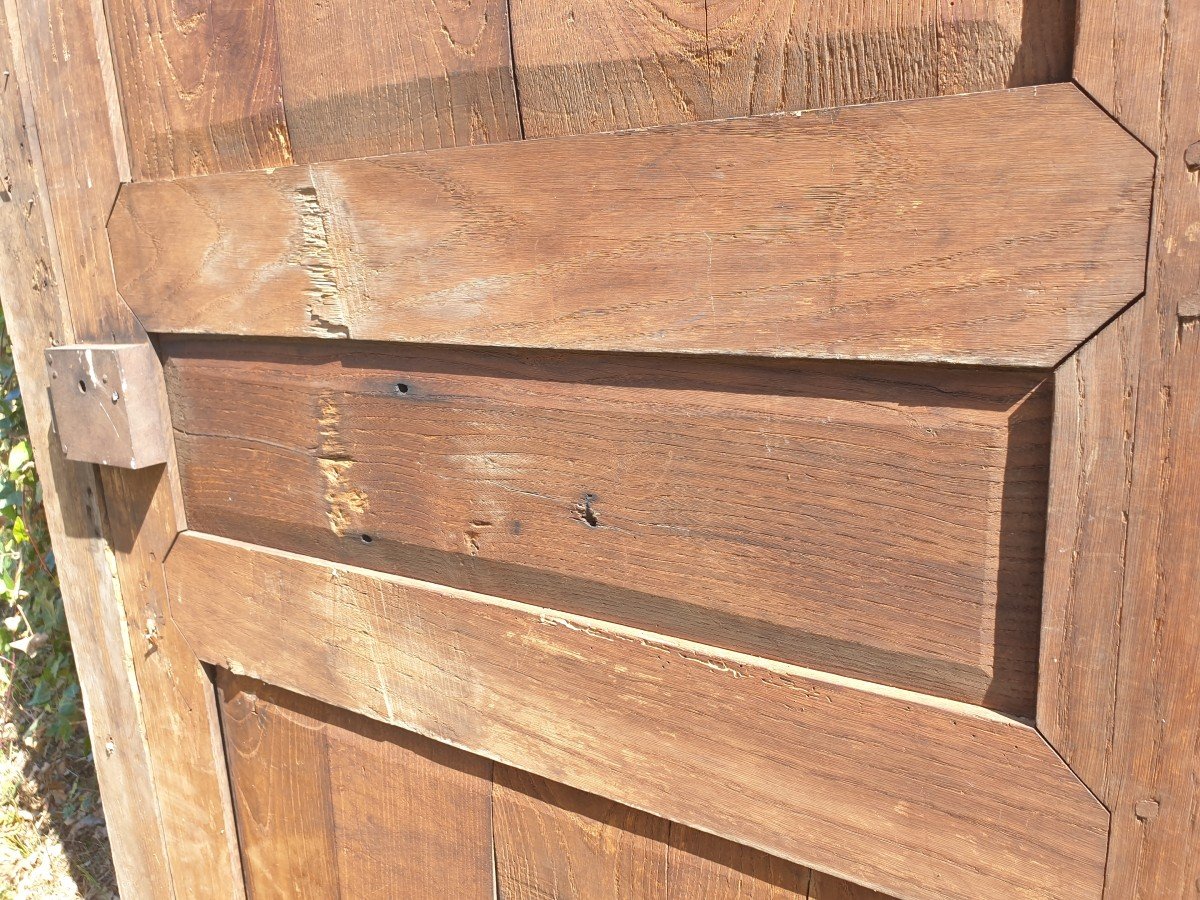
0 309 82 748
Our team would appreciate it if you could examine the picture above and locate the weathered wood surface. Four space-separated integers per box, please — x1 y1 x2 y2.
1072 0 1200 894
4 0 244 896
1073 0 1163 147
217 671 495 898
104 0 292 180
1039 304 1141 798
0 6 173 892
165 531 1109 900
98 0 1075 175
494 764 673 898
507 0 1074 137
273 0 522 163
496 765 834 899
110 84 1153 366
163 338 1049 712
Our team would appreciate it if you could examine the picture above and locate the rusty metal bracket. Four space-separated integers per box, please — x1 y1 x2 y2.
44 343 170 469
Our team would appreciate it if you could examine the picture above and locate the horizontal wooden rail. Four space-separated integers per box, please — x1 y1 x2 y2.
110 84 1152 367
164 532 1107 900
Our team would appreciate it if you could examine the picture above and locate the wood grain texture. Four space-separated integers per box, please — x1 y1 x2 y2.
1038 303 1141 798
494 765 671 899
668 825 812 899
274 0 521 163
936 0 1074 94
109 84 1153 367
162 338 1049 712
807 871 893 900
5 0 244 895
218 671 494 899
105 0 292 180
164 531 1110 900
495 765 826 899
1085 1 1200 895
507 0 709 137
1073 0 1163 146
0 7 172 892
511 0 1076 137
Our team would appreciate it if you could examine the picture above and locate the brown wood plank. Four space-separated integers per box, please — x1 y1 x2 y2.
218 671 495 899
162 338 1048 712
705 0 939 120
1073 0 1162 146
1074 1 1200 894
0 7 173 893
164 531 1109 900
668 825 811 899
936 0 1074 94
495 764 829 899
507 0 709 137
109 84 1153 367
807 871 893 900
510 0 1076 137
4 0 243 895
104 0 292 180
494 765 670 899
274 0 522 163
1039 303 1142 798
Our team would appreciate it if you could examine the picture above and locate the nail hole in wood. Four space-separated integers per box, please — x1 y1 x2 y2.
360 534 374 544
395 382 409 395
77 379 87 393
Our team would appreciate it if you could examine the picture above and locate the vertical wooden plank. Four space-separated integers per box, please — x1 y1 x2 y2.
507 0 709 137
1072 0 1200 895
6 0 244 895
104 0 292 180
512 0 1076 137
494 765 670 899
937 0 1074 94
705 0 940 116
217 673 341 897
667 826 811 899
807 871 893 899
1098 1 1200 891
219 672 495 899
1073 0 1163 146
0 7 172 893
1039 304 1142 798
274 0 522 163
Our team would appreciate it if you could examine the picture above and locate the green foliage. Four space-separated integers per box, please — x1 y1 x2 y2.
0 307 85 750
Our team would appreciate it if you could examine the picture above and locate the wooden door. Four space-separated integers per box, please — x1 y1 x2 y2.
1 0 1196 898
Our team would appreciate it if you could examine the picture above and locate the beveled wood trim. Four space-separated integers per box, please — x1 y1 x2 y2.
107 84 1153 367
164 531 1108 900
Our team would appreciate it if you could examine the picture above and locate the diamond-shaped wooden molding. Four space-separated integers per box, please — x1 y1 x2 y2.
45 343 169 469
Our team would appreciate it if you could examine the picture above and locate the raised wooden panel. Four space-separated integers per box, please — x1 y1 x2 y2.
109 85 1152 367
162 337 1049 712
273 0 522 163
217 671 494 898
165 532 1109 900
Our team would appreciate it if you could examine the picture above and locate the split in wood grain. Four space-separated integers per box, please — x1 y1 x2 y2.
162 336 1050 713
109 85 1153 367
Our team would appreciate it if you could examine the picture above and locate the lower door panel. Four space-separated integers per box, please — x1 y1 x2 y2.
217 672 890 899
